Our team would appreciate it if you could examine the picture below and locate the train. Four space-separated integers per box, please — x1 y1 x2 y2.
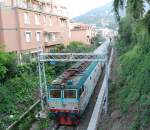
47 41 109 125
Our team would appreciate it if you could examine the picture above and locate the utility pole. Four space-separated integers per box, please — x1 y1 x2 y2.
38 51 44 111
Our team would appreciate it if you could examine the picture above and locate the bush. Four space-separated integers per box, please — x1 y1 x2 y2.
115 14 150 129
66 41 94 52
0 51 17 81
91 34 105 47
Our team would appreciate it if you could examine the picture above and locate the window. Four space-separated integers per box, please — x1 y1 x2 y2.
24 13 30 24
50 90 61 98
36 32 41 42
60 18 67 27
82 85 85 92
43 15 46 23
51 33 56 41
45 34 48 42
49 16 52 26
60 18 64 24
44 33 57 42
87 37 90 43
0 0 5 6
64 90 76 99
25 32 31 42
49 33 56 41
0 0 4 3
35 14 40 25
79 85 85 97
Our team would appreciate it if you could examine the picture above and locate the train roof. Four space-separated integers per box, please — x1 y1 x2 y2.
48 61 98 89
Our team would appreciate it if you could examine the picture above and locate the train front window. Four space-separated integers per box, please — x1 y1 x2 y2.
50 90 61 98
64 90 77 99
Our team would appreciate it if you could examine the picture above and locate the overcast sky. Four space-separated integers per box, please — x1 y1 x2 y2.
60 0 113 18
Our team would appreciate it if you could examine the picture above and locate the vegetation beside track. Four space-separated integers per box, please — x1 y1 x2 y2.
99 1 150 130
0 40 102 130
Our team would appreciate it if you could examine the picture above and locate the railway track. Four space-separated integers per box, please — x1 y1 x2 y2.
51 69 105 130
51 123 77 130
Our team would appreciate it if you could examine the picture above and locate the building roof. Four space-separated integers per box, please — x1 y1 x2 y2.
70 22 93 31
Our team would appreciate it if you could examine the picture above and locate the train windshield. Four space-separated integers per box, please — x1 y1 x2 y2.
64 89 77 99
50 89 61 98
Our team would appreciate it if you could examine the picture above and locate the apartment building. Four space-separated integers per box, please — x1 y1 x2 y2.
0 0 69 61
98 28 117 38
70 22 97 45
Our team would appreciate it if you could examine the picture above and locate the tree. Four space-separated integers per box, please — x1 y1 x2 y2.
0 50 17 82
66 41 93 52
91 34 105 47
116 17 133 55
112 0 150 129
113 0 150 20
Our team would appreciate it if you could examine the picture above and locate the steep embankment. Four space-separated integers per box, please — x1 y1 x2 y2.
99 12 150 130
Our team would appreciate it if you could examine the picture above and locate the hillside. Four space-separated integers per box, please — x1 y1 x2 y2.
99 3 150 130
73 1 117 29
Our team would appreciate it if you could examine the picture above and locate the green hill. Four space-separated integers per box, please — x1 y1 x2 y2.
73 1 117 29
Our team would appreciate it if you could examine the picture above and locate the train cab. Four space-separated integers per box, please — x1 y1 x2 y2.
48 88 79 109
48 86 80 125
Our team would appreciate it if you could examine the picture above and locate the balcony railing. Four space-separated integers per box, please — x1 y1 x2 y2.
0 0 68 17
13 1 68 17
44 41 62 47
14 1 44 12
44 38 63 47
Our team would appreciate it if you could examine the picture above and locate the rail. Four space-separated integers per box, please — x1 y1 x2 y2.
87 48 114 130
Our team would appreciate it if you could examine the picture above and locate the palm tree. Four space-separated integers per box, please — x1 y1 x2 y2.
113 0 150 20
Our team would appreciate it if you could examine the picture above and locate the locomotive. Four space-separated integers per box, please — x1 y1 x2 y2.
47 42 109 125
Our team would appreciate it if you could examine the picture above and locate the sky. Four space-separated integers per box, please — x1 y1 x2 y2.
60 0 113 18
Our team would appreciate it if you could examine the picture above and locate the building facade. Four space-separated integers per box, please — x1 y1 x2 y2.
69 22 97 45
0 0 69 60
97 28 117 38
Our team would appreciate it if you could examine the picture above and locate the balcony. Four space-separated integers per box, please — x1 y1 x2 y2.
14 0 68 17
44 40 62 47
14 0 45 13
44 32 63 47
